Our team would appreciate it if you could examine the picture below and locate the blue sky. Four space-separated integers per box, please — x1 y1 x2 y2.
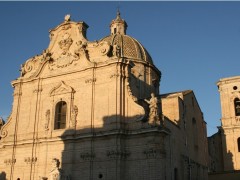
1 2 240 136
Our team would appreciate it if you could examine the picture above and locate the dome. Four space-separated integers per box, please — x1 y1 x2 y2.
100 34 153 64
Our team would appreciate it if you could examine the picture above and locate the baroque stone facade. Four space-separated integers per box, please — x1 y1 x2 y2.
0 12 208 180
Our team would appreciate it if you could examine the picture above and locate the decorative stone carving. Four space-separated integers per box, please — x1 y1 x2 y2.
0 115 10 138
20 54 46 78
49 158 70 180
126 81 137 102
50 81 75 96
4 158 16 165
19 48 52 78
70 105 78 127
74 40 89 60
80 152 95 161
24 157 37 164
85 78 96 84
62 24 71 30
143 148 157 159
45 110 50 130
106 150 130 160
144 93 160 124
46 32 79 70
49 52 79 70
42 49 52 61
13 92 22 97
33 88 43 93
87 41 111 62
112 43 121 57
64 14 71 22
143 148 165 159
0 128 8 138
109 73 120 79
236 116 240 122
58 33 73 55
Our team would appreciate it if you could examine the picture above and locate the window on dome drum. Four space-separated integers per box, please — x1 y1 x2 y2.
54 101 67 129
234 98 240 116
238 137 240 152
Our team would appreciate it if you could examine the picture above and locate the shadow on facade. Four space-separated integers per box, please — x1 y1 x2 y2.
0 171 6 180
53 112 167 180
221 130 234 171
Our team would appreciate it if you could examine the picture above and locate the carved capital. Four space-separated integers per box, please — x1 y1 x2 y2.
80 152 95 161
4 158 16 165
143 148 157 159
106 150 130 160
13 92 22 97
33 88 43 93
110 73 120 79
24 157 37 164
143 148 165 159
85 78 96 84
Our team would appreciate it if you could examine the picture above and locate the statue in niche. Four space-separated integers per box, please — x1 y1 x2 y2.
144 93 160 124
112 43 121 57
48 158 70 180
45 110 50 130
70 105 78 127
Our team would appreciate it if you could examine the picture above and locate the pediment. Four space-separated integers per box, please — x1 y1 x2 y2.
50 81 75 96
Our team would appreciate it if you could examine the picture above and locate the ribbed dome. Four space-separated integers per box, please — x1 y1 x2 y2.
100 34 153 64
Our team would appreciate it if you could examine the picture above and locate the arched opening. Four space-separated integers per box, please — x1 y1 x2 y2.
54 101 67 129
234 98 240 116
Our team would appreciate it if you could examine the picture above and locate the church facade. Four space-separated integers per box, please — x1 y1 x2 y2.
0 12 208 180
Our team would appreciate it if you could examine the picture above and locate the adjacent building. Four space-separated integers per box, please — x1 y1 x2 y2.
0 12 208 180
208 76 240 180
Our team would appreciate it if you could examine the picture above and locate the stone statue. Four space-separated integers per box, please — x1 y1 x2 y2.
48 158 70 180
112 43 121 57
144 93 159 124
49 158 61 180
64 14 71 22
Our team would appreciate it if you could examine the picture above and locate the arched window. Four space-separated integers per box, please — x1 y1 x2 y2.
234 98 240 116
54 101 67 129
238 137 240 152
